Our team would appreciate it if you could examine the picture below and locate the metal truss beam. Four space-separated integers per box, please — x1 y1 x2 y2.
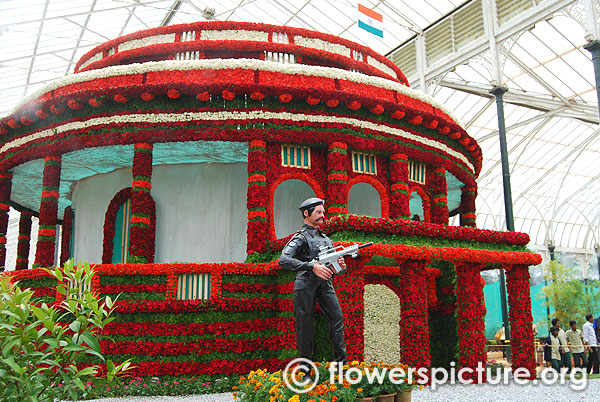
389 0 577 85
440 79 599 124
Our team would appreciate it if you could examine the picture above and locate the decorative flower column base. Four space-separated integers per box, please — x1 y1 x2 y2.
128 143 156 263
333 256 366 361
247 140 269 254
327 142 349 217
460 186 477 227
429 167 449 224
389 154 410 219
0 172 12 270
16 211 33 270
396 258 431 369
60 206 73 266
506 264 536 378
455 262 486 382
35 157 61 267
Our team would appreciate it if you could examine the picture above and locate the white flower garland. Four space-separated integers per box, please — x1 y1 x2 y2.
199 29 268 42
119 33 176 52
6 59 464 129
368 57 397 80
79 52 103 71
294 36 351 58
1 110 475 173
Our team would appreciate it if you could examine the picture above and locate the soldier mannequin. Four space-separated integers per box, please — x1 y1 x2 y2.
279 197 348 365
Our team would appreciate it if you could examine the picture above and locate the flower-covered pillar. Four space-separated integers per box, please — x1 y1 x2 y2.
327 142 349 217
16 210 33 270
247 140 269 254
428 167 449 224
34 156 61 267
389 153 410 219
396 258 431 368
334 256 367 361
455 262 486 382
506 264 536 378
128 143 156 263
0 172 12 270
459 185 477 227
60 206 73 266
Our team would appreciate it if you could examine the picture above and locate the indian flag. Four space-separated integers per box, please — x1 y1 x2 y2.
358 4 383 38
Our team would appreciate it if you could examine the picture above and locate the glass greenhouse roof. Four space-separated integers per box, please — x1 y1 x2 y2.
1 0 599 269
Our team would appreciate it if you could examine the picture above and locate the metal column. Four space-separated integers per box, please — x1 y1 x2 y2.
584 41 600 114
490 86 513 361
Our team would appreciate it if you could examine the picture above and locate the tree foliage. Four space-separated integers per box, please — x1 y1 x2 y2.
542 260 600 327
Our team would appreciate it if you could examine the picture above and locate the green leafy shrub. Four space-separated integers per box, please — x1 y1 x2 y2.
0 260 132 402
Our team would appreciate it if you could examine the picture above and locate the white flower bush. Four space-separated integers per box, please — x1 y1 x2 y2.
363 284 401 364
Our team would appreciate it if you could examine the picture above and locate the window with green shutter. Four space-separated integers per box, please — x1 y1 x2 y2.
408 161 426 184
351 151 377 175
281 145 311 169
177 273 212 300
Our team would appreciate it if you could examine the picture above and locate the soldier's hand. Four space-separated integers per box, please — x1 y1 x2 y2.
338 256 346 269
312 264 333 280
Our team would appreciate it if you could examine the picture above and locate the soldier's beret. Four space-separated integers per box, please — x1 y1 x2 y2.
299 197 324 211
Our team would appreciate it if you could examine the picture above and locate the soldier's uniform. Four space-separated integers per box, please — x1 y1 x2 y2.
279 199 347 364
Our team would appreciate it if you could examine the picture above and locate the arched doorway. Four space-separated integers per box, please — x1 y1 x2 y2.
273 179 316 238
348 182 382 218
363 283 401 363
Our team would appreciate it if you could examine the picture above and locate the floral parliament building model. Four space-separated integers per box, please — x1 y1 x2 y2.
0 21 541 378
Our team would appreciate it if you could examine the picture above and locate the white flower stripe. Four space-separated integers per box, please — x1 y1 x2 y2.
119 34 176 52
1 111 474 173
79 52 103 70
367 58 397 79
199 29 268 42
294 36 351 58
7 59 464 129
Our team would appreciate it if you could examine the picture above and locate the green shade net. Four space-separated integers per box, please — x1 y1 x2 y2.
9 140 248 219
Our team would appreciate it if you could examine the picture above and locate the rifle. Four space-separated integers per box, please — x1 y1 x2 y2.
313 242 373 275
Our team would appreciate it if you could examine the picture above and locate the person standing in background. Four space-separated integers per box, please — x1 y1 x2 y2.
566 320 587 369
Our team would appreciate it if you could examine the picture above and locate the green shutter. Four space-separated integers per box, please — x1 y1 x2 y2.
303 147 309 167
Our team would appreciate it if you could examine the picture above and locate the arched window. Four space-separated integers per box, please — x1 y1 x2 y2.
273 179 316 238
112 198 132 264
348 182 382 218
409 186 431 222
102 188 133 264
410 192 424 221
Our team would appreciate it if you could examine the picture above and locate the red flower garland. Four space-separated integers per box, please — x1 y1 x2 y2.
396 259 431 369
0 172 12 270
34 156 61 267
389 153 410 219
455 262 486 382
506 264 536 378
128 143 156 263
428 167 448 224
327 142 349 217
60 206 73 266
16 210 33 270
323 215 532 246
460 186 477 227
247 140 269 254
